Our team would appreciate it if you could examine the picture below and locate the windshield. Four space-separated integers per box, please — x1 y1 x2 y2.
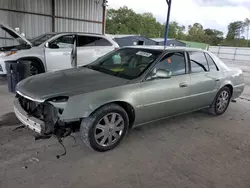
86 48 162 79
30 33 56 46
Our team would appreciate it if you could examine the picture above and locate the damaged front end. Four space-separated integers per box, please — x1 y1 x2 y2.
14 93 80 140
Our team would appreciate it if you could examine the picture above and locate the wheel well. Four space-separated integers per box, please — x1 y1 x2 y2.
18 57 45 73
113 101 135 128
90 101 135 128
224 84 233 95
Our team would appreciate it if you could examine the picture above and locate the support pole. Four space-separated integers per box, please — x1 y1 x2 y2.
102 0 107 34
164 0 172 48
52 0 55 32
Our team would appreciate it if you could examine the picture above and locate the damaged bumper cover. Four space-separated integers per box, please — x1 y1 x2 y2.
14 98 45 134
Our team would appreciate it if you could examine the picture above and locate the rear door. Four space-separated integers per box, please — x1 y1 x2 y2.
45 34 74 71
94 37 117 57
76 35 116 66
187 51 219 109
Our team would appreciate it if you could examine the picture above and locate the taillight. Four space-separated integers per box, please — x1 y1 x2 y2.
114 47 119 51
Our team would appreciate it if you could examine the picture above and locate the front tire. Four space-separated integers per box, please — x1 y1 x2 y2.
30 62 43 76
80 104 129 152
209 86 231 115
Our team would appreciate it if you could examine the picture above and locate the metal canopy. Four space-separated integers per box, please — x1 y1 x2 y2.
164 0 172 47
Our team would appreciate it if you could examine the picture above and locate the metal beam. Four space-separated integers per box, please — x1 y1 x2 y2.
164 0 172 47
0 8 102 24
52 0 55 32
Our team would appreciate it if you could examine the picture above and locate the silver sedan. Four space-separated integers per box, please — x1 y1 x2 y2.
14 46 244 152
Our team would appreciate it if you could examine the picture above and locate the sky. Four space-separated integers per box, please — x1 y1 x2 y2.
108 0 250 35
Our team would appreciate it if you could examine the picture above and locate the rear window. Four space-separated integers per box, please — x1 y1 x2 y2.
77 35 112 47
205 53 218 71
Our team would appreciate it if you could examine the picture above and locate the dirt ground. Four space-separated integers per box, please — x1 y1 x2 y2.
1 60 250 188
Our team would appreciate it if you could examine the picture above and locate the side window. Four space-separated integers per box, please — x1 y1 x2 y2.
189 52 209 73
95 38 112 46
205 53 218 71
77 36 112 47
77 35 96 47
50 35 74 48
154 52 186 76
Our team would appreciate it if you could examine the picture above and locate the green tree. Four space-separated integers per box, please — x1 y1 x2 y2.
106 6 250 47
204 29 224 45
168 21 186 39
226 21 244 40
187 23 208 43
106 6 165 38
244 18 250 46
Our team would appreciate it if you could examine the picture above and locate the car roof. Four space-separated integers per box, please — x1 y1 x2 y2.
123 45 207 52
44 32 105 36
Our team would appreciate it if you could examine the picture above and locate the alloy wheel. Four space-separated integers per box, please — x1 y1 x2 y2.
216 90 229 112
94 113 125 147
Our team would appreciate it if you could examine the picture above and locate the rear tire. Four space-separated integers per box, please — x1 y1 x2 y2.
80 104 129 152
208 86 231 116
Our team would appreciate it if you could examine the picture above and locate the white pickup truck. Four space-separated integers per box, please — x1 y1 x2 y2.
0 24 119 75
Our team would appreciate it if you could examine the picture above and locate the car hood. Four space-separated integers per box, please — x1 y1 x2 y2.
16 67 129 102
0 23 32 47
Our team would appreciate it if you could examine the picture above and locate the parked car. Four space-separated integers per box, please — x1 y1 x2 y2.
14 46 244 152
0 23 119 75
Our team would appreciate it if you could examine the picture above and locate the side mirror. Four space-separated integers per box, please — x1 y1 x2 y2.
45 42 59 49
147 69 172 80
44 42 49 48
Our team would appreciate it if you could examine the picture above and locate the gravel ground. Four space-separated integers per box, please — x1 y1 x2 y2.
1 60 250 188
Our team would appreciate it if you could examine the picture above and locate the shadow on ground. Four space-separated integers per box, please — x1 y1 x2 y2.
0 112 21 127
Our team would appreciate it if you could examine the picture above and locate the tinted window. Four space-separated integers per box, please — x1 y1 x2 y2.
77 35 112 47
86 48 162 79
189 52 209 73
50 35 74 48
154 52 186 76
95 38 112 46
205 53 218 71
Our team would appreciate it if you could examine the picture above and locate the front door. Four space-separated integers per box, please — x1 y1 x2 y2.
136 51 191 124
45 34 74 72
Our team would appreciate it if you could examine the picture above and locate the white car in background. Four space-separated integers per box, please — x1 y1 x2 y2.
0 24 119 75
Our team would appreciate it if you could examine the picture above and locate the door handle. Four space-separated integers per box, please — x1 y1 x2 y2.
215 79 220 82
179 82 188 88
63 52 70 55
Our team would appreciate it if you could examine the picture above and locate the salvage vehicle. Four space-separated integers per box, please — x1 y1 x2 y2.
0 23 119 75
14 46 244 152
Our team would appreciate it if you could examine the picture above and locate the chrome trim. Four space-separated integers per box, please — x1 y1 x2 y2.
14 98 44 134
16 90 45 103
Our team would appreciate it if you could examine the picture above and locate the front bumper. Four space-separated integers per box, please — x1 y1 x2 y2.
14 98 45 134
